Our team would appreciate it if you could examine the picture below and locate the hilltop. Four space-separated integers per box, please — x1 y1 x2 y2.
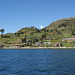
1 17 75 48
46 17 75 29
45 17 75 37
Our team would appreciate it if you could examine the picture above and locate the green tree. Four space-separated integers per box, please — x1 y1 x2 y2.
71 25 75 35
22 35 27 43
33 38 39 43
0 29 4 38
41 34 46 40
47 29 49 32
30 32 34 35
40 37 43 42
24 35 27 43
36 29 40 33
17 31 20 36
72 28 75 35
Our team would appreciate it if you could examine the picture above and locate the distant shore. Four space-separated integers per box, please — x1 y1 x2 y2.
1 46 75 49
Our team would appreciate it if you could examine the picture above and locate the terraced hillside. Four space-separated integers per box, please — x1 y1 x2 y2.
1 17 75 47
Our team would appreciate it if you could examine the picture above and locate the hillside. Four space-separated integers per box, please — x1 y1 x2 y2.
45 17 75 38
1 17 75 48
46 17 75 29
0 26 44 47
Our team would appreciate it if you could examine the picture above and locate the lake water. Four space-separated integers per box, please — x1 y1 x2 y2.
0 49 75 75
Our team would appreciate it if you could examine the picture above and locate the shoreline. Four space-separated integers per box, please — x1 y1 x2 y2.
1 46 75 49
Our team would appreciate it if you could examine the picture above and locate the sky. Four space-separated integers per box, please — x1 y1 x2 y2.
0 0 75 33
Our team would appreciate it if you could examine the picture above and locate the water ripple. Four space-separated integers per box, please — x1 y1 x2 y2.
0 49 75 75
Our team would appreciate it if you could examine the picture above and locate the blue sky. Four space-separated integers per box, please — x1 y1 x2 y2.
0 0 75 33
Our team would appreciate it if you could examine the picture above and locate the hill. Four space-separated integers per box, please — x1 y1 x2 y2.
46 17 75 29
1 17 75 47
45 17 75 38
0 26 44 47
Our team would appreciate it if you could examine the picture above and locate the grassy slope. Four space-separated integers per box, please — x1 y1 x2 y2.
0 27 44 46
0 17 75 47
46 17 75 38
45 17 75 46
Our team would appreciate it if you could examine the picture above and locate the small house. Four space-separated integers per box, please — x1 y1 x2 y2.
26 40 32 44
35 42 42 46
62 38 75 41
54 43 62 47
43 42 51 45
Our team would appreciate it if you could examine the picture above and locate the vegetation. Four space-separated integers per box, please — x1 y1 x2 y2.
0 29 4 38
1 17 75 47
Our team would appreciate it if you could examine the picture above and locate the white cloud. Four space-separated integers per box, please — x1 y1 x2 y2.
40 25 44 29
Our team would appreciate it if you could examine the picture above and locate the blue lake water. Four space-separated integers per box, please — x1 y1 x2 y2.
0 49 75 75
